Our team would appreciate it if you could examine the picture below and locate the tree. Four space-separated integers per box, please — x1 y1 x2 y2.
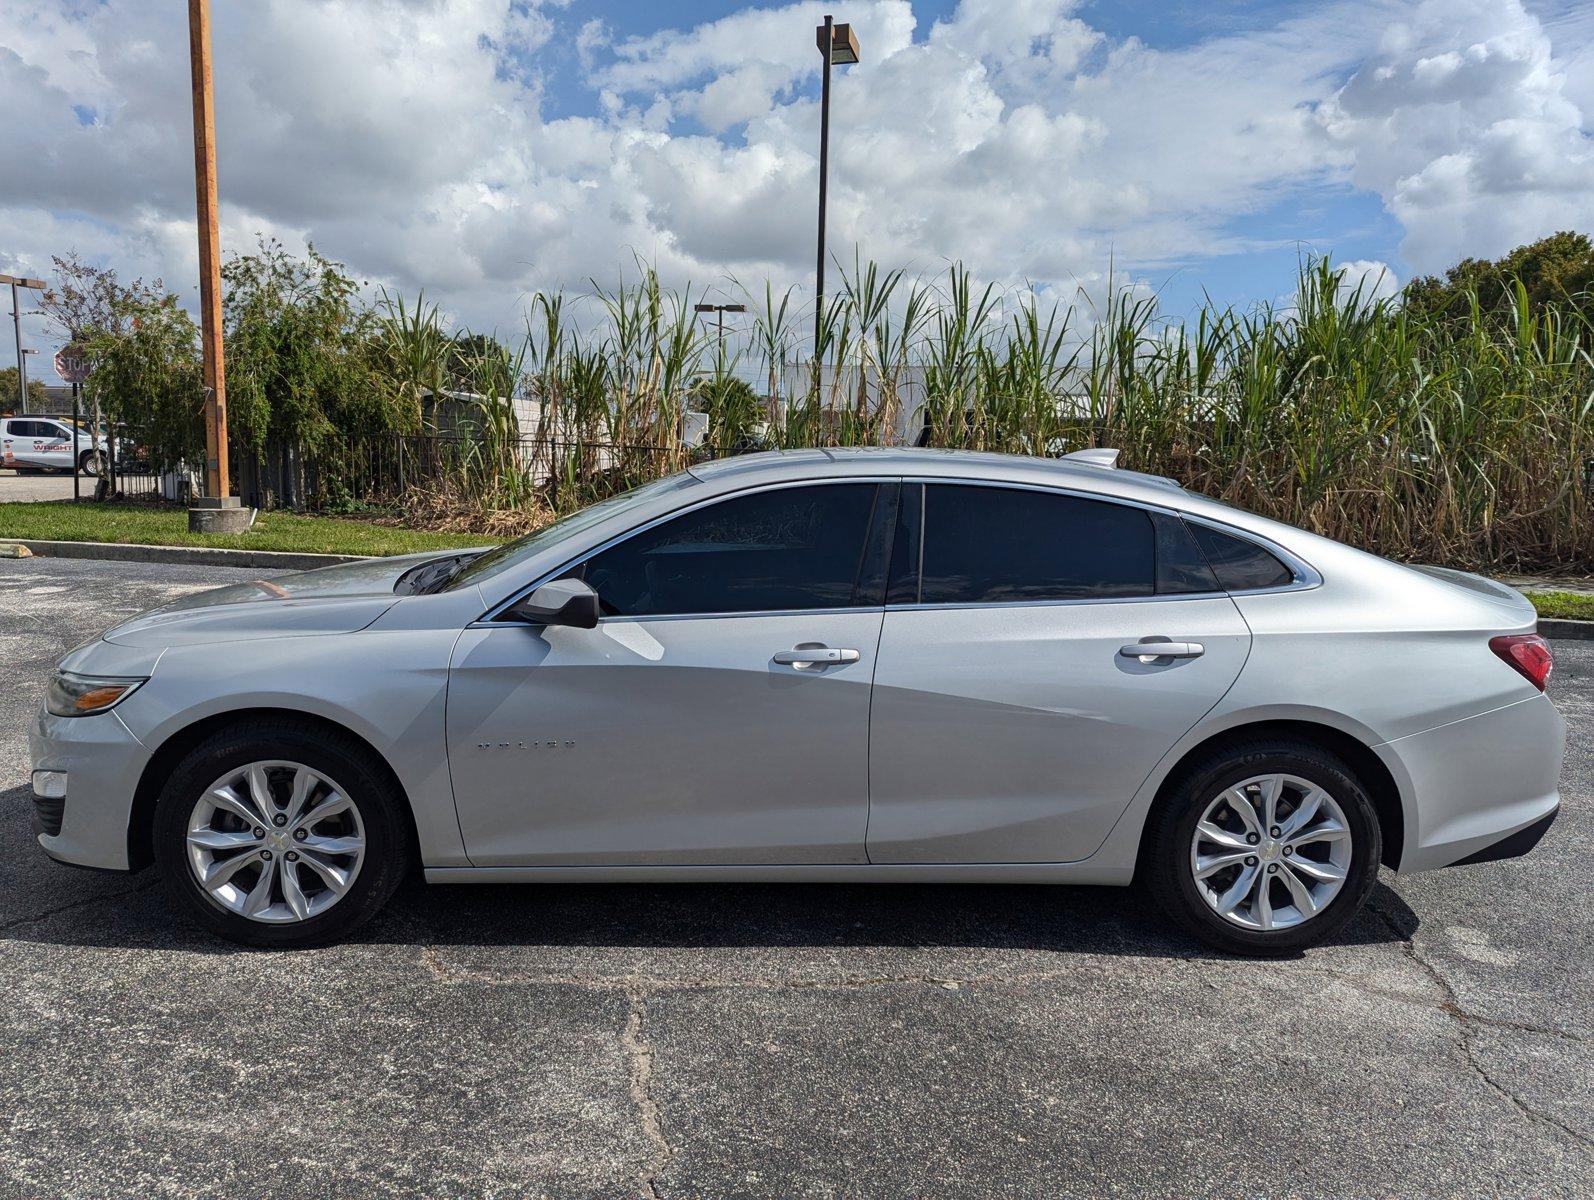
692 374 766 454
82 298 206 472
447 333 511 392
36 251 164 342
35 252 167 462
223 238 411 456
1404 231 1594 324
0 367 50 414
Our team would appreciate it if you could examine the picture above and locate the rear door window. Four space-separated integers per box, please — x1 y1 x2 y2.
918 484 1156 604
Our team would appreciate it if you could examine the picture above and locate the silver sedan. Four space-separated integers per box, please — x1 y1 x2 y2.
28 449 1564 953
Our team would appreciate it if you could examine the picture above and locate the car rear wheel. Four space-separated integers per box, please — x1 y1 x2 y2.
154 720 412 948
1144 739 1381 956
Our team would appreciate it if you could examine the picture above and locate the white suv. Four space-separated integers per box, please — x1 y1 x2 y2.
1 416 110 475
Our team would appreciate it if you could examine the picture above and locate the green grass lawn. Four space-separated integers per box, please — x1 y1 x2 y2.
0 501 498 557
1527 590 1594 622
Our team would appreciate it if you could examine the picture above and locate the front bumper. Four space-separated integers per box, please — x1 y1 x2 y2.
27 706 150 871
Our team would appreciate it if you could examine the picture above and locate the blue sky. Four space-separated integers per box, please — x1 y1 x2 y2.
3 0 1594 380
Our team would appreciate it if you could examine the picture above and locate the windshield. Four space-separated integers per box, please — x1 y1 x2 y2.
445 470 702 591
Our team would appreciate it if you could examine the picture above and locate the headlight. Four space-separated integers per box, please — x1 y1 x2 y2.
45 671 146 717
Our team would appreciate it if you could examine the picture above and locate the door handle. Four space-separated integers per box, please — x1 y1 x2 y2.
1119 640 1205 661
773 646 860 666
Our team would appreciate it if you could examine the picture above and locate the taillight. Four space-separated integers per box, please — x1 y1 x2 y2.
1490 634 1553 691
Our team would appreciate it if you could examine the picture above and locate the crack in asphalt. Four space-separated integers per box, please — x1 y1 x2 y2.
0 876 158 935
622 988 671 1200
1367 899 1594 1153
1295 964 1592 1046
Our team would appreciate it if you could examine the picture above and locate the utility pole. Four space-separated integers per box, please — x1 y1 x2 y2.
3 273 46 415
187 0 249 529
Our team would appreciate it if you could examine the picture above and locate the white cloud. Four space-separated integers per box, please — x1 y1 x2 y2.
1335 258 1401 303
1 0 1592 379
1317 0 1594 271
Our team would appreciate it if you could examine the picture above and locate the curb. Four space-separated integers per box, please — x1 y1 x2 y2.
1537 617 1594 641
3 539 369 571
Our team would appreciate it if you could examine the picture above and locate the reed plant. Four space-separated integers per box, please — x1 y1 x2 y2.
370 256 1592 572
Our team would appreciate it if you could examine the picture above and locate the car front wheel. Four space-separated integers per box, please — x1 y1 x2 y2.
1144 739 1382 956
154 721 411 948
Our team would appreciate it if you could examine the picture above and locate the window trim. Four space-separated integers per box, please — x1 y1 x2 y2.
478 477 902 626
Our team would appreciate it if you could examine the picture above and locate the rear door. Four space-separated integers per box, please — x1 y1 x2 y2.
866 482 1252 864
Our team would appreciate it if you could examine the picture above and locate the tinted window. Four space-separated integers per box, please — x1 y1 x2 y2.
448 472 702 591
1153 512 1219 595
1189 523 1295 591
919 485 1155 604
579 483 880 616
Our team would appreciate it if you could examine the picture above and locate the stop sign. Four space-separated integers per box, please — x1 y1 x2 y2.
54 344 91 384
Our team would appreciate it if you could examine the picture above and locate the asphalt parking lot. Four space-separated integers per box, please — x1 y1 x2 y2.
1 556 1589 1198
0 470 83 503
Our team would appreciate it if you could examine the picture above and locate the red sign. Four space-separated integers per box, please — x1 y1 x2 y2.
54 344 91 385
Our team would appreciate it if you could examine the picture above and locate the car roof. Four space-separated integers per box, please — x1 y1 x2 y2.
687 447 1187 503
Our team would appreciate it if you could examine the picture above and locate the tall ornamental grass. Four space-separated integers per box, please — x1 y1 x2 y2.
386 256 1594 572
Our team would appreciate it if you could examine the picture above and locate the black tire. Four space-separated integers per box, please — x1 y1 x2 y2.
79 450 107 477
1143 738 1382 956
153 719 413 948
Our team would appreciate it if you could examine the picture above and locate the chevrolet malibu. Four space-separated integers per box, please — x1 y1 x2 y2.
29 449 1564 953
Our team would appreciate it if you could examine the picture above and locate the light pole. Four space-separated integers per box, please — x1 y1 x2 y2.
813 15 860 359
3 272 46 415
21 349 39 414
694 302 747 351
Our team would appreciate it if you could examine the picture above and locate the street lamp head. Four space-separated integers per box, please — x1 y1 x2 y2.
723 304 748 314
817 20 861 65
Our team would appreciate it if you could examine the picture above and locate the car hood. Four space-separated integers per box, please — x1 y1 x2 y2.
101 551 452 648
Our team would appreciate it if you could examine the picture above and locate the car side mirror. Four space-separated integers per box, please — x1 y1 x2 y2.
508 578 600 629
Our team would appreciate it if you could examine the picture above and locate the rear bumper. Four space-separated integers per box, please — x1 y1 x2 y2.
1449 806 1558 867
1381 693 1565 873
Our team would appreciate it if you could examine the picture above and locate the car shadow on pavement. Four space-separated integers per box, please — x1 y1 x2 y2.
1 787 1419 960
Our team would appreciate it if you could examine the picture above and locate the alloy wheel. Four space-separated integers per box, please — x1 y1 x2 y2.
1189 773 1352 931
185 760 366 924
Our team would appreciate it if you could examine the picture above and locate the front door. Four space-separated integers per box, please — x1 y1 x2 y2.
867 483 1252 864
447 480 896 866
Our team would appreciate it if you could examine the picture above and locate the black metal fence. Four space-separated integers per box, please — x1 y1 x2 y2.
236 433 693 513
62 429 703 513
60 422 176 504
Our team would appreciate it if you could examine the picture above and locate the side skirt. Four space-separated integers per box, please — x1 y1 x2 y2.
424 862 1136 885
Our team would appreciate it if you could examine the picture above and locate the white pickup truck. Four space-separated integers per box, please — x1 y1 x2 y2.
0 416 111 475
